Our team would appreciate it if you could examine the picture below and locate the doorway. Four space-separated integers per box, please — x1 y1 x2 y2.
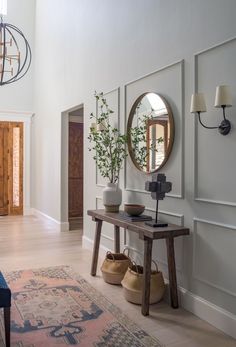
68 108 84 230
0 121 23 216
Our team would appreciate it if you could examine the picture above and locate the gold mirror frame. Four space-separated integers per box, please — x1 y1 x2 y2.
127 92 175 174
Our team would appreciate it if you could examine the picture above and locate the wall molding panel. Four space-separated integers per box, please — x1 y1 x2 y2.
193 36 236 207
96 87 120 187
124 59 185 199
95 196 103 209
145 207 184 226
82 234 236 340
95 196 115 243
193 218 236 298
145 207 184 271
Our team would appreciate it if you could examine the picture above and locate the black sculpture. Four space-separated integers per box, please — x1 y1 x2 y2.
145 173 172 227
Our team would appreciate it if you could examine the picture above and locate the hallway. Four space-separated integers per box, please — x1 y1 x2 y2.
0 215 235 347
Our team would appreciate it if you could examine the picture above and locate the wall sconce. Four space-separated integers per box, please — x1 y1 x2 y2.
89 121 106 132
190 85 232 135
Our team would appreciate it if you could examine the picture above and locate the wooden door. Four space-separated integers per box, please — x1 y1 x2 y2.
8 122 24 215
69 122 83 218
0 121 23 216
0 123 9 215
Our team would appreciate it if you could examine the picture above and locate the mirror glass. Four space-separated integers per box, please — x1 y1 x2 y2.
127 93 174 173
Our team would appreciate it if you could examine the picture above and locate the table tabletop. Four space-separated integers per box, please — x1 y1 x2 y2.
87 209 189 240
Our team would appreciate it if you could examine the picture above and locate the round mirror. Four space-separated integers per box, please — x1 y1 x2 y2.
127 92 174 173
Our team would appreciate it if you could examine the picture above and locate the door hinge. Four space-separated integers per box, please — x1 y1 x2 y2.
7 200 9 205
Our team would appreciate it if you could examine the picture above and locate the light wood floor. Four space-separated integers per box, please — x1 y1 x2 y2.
0 215 235 347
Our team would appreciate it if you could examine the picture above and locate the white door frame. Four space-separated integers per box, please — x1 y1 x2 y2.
61 104 84 229
0 110 34 215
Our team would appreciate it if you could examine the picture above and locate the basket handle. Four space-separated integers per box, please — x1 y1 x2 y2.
123 247 130 257
151 260 159 272
131 260 141 274
106 251 115 260
124 246 159 272
123 246 142 264
132 260 158 273
122 247 133 263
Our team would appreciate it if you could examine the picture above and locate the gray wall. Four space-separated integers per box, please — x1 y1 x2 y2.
32 0 236 334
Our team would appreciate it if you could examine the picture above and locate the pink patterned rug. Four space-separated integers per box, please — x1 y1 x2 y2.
0 266 162 347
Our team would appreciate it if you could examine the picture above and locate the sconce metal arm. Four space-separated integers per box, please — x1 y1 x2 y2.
222 105 227 120
197 110 231 135
197 112 218 129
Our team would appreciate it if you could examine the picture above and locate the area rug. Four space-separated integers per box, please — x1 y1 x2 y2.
0 266 163 347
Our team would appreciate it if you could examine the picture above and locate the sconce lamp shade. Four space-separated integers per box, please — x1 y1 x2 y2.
190 93 207 113
214 85 232 108
89 121 106 132
89 122 97 132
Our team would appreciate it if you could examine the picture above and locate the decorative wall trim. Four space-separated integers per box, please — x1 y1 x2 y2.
193 218 236 297
96 87 120 187
135 207 183 271
124 187 183 199
124 59 184 87
95 196 102 209
195 36 236 58
82 234 236 340
96 184 106 189
0 111 34 216
193 36 236 206
101 234 114 242
123 243 183 273
195 197 236 207
145 207 184 226
122 206 183 270
32 208 69 232
124 59 185 199
95 196 115 242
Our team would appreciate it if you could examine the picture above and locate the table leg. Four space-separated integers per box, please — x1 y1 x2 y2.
90 220 103 276
4 307 10 347
114 225 120 253
142 237 153 316
166 236 178 308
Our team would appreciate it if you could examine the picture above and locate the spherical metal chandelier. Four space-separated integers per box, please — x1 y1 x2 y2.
0 0 31 86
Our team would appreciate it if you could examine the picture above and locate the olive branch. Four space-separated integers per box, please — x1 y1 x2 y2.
88 92 127 183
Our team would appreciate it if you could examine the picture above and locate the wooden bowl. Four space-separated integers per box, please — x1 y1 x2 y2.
124 204 145 216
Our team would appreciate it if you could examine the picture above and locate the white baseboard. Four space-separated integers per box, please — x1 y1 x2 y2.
82 235 236 340
179 286 236 340
32 208 69 232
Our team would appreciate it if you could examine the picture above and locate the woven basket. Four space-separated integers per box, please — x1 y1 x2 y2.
101 250 132 285
121 261 165 304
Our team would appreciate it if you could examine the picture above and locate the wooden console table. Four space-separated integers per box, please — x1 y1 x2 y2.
87 209 189 316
